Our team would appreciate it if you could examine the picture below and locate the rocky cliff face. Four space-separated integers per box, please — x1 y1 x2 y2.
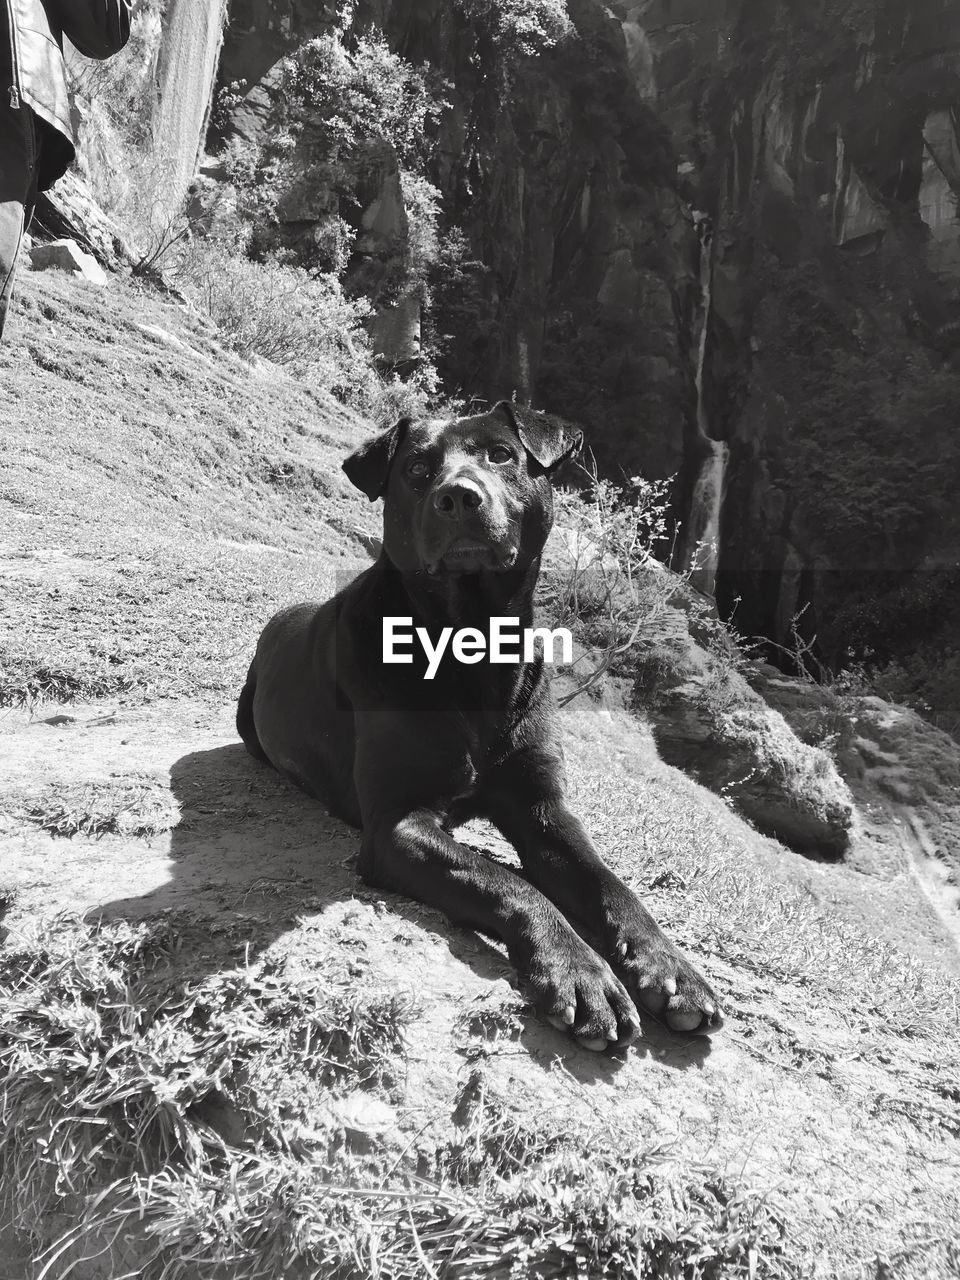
214 0 960 724
675 2 960 629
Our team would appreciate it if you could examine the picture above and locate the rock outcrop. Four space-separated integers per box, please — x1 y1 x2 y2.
29 238 108 286
637 636 855 857
151 0 229 229
32 171 132 272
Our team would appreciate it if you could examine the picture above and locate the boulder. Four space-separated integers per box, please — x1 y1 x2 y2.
29 238 109 286
545 515 853 855
637 634 855 857
32 170 132 271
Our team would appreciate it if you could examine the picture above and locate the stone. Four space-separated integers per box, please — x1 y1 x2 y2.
320 1094 400 1154
29 239 109 286
134 323 185 349
639 631 855 857
32 170 131 271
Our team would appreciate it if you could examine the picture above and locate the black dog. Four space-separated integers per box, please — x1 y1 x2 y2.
237 403 722 1049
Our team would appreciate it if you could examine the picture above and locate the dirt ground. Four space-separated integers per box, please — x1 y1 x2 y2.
4 694 960 1278
2 271 959 1278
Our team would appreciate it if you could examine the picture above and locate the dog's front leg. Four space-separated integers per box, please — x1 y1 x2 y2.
358 806 640 1050
351 713 639 1050
485 753 723 1036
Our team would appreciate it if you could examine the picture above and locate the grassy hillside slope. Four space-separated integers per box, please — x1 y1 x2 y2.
1 271 959 1279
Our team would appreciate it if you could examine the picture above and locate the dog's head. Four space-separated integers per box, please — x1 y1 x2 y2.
343 402 582 575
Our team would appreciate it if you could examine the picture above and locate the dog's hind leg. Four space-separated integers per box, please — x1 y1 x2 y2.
236 661 269 762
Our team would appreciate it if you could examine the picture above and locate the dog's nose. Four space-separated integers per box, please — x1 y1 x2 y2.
432 479 484 519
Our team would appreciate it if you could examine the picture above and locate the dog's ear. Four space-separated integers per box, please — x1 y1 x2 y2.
496 401 583 472
342 417 411 501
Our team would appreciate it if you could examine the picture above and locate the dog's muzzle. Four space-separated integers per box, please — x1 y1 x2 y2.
420 476 518 574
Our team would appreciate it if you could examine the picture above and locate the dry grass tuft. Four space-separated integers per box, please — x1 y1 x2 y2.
0 653 144 709
19 782 178 840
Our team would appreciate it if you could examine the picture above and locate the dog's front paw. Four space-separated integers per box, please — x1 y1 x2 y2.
605 901 723 1036
519 929 641 1052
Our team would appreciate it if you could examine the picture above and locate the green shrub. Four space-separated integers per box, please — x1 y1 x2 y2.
399 169 443 288
176 239 371 379
211 22 453 412
173 236 444 422
455 0 573 55
224 29 446 247
545 467 697 702
280 31 444 165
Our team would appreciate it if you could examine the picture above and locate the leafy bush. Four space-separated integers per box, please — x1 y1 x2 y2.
545 464 712 704
211 22 453 413
455 0 573 55
280 32 445 165
399 169 443 288
547 469 745 718
429 227 499 391
225 29 446 254
176 239 370 374
173 236 442 422
551 473 671 652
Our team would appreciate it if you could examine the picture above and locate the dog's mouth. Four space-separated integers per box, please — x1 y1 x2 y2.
424 536 518 575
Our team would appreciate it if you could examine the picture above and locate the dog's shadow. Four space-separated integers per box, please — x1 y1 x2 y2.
92 742 710 1075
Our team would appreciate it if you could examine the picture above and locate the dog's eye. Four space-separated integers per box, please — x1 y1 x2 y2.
407 456 432 479
488 445 515 464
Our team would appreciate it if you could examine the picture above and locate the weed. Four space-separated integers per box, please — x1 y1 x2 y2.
456 0 574 57
546 458 679 705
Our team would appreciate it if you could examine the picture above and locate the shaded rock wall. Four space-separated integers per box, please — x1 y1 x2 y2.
683 0 960 670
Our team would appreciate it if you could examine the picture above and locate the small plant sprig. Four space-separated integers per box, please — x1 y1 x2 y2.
548 455 685 705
